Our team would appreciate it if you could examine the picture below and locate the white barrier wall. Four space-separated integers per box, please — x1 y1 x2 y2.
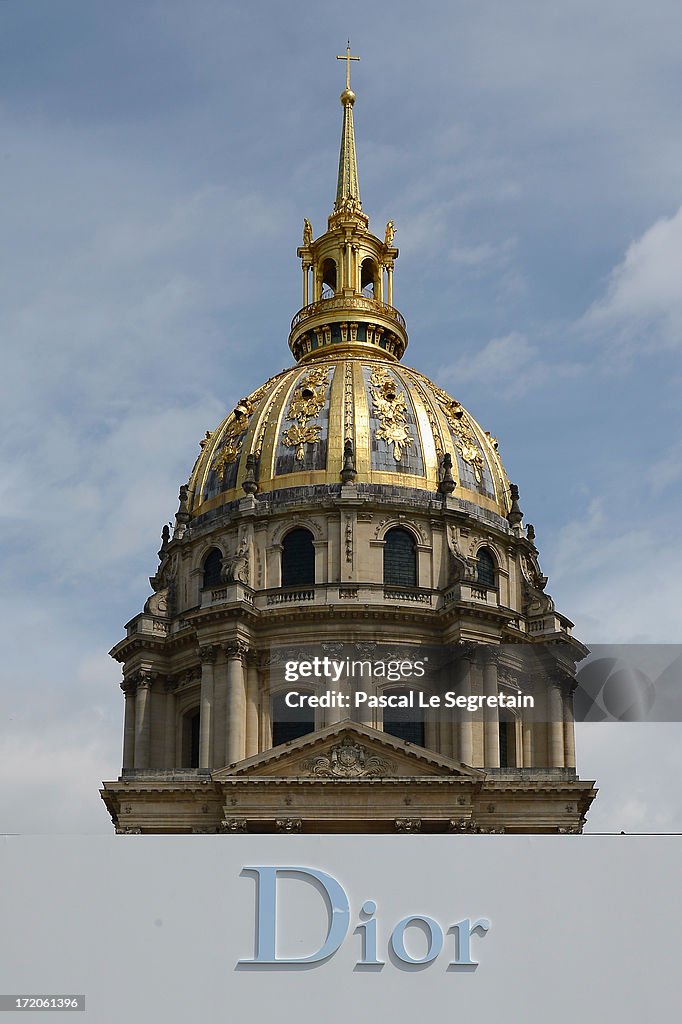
0 835 678 1022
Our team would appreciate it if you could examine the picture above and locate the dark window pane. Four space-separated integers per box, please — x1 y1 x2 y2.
477 548 495 587
384 528 417 587
203 548 222 588
271 692 315 747
499 719 509 768
282 528 315 587
383 688 425 747
189 710 200 769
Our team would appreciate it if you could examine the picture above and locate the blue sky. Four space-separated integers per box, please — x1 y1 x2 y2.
2 0 682 833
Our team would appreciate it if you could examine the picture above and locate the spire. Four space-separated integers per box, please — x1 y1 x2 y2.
334 43 362 213
288 49 407 363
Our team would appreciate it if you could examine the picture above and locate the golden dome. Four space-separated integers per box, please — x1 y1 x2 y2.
186 56 510 525
188 354 510 521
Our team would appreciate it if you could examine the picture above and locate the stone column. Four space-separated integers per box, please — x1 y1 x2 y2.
133 672 152 770
225 642 248 765
456 646 475 766
483 650 500 768
122 681 136 771
163 679 177 769
199 646 218 770
386 265 393 306
548 677 566 768
260 668 272 753
326 676 347 725
245 652 260 759
522 717 533 768
563 690 576 769
439 709 453 758
424 714 438 752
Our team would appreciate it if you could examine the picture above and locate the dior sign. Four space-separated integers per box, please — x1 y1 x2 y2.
238 866 490 968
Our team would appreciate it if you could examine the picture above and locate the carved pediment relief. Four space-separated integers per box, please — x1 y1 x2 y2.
212 722 483 781
302 740 393 778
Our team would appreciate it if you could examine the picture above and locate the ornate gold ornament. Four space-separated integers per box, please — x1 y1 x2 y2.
344 361 354 441
281 423 321 461
368 366 412 461
210 375 282 481
212 408 251 480
282 365 330 461
425 379 485 482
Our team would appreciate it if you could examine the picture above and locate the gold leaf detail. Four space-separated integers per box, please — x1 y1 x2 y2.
281 367 330 460
287 366 329 424
212 441 240 478
368 367 413 462
425 380 484 482
282 423 321 461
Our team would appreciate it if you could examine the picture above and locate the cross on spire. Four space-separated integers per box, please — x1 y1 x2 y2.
337 42 360 92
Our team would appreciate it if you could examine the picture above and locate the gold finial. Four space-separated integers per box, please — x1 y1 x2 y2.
337 41 360 104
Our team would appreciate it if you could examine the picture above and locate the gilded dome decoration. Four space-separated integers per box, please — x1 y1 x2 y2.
278 364 334 471
188 358 510 520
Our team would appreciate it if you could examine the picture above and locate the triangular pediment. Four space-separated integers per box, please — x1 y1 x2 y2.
212 721 483 781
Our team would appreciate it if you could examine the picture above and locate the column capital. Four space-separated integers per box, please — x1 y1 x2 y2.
199 644 220 663
545 665 574 691
480 645 503 667
136 670 154 691
455 641 480 663
224 640 249 661
245 647 261 666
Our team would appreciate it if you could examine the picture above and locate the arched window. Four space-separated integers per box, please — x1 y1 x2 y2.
321 257 337 298
383 688 425 747
182 708 201 768
361 256 377 297
271 692 315 747
202 548 222 588
476 548 496 588
281 528 315 588
383 527 417 588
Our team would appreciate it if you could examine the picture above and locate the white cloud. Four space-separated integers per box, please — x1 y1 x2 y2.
648 441 682 494
448 237 517 270
587 206 682 349
577 724 682 833
547 498 682 644
439 331 582 398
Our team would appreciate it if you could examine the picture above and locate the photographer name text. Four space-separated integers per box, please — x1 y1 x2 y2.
284 689 533 710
